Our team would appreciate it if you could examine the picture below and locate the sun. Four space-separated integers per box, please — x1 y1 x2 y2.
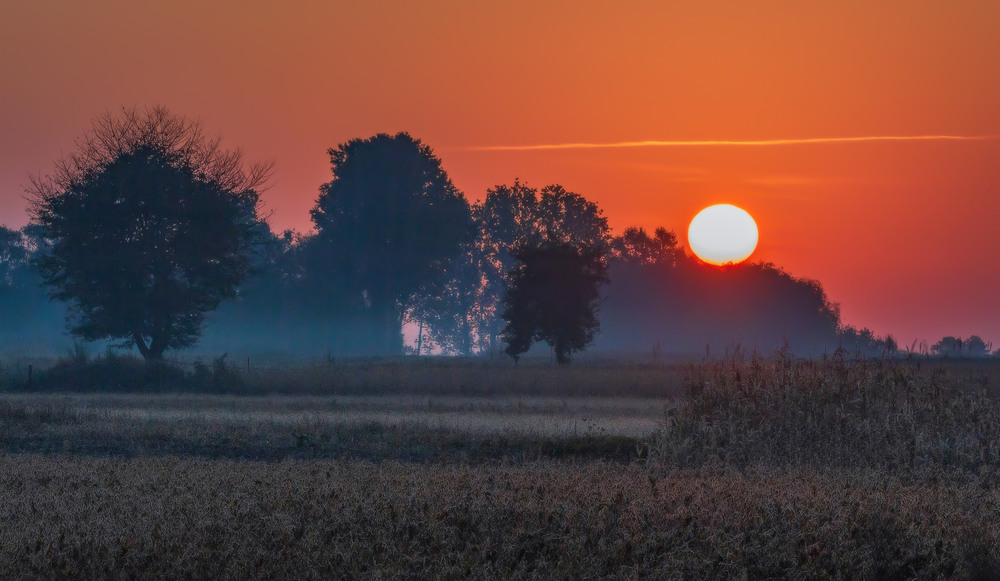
687 204 759 265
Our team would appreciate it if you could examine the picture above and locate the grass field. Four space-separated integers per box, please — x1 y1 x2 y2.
0 390 662 462
2 355 1000 578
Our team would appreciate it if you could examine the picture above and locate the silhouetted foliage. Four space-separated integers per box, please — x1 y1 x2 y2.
309 133 472 355
967 335 992 357
0 226 28 283
15 347 246 394
471 181 611 352
599 247 882 356
407 238 480 355
838 326 897 357
535 184 611 246
198 228 321 354
610 226 679 266
5 120 958 360
27 106 270 361
932 335 990 358
0 225 68 352
0 226 33 334
501 240 609 364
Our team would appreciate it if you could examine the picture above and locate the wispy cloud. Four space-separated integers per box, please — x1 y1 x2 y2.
742 173 916 188
742 175 826 187
608 162 708 175
466 135 999 151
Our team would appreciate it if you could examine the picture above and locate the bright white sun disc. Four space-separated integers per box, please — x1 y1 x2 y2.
687 204 758 265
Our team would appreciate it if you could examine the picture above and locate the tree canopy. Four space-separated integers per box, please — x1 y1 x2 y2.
310 132 473 355
28 106 269 360
1 124 940 361
501 240 609 364
467 181 610 352
611 226 679 266
931 335 990 357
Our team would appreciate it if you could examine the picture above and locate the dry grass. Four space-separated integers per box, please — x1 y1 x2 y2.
0 392 665 436
650 355 1000 476
2 457 999 579
242 357 690 397
3 356 1000 578
0 392 659 462
2 352 692 397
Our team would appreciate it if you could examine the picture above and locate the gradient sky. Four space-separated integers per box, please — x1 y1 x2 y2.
2 0 999 349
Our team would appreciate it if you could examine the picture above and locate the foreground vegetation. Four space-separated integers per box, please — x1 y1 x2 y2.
2 355 1000 578
4 457 999 579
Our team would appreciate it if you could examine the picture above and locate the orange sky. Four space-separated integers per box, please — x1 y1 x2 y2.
2 0 999 348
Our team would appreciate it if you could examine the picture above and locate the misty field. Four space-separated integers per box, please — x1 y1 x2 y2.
3 356 1000 578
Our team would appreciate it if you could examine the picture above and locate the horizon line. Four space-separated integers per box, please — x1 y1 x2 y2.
463 135 1000 151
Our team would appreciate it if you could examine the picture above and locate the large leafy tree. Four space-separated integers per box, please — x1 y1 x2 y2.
501 240 609 364
310 132 472 355
536 184 610 246
28 106 270 361
471 181 610 352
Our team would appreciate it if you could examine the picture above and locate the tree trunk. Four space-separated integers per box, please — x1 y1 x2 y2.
555 342 571 365
380 306 404 356
133 331 166 362
148 341 166 361
133 332 152 360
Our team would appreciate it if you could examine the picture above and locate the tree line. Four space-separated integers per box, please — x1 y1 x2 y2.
0 107 989 363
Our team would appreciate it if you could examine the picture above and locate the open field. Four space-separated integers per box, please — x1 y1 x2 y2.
2 356 1000 578
0 352 692 397
4 457 999 579
0 391 663 462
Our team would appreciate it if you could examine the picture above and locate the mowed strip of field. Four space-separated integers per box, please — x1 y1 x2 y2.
0 393 668 461
2 455 997 579
0 355 693 397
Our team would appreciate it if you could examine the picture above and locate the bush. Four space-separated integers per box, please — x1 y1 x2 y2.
648 355 1000 475
16 351 243 393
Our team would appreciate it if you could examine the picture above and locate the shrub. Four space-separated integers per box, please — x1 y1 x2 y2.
648 355 1000 475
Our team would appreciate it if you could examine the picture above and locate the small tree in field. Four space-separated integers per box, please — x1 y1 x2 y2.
28 106 270 361
501 240 609 364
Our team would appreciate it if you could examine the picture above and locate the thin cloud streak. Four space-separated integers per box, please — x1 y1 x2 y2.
467 135 1000 151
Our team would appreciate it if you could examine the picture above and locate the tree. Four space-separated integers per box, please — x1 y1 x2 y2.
838 326 897 357
28 106 270 361
472 181 610 352
0 225 69 351
310 132 472 355
965 335 989 357
536 184 610 246
501 240 609 364
931 335 989 357
0 226 32 334
599 252 852 356
931 336 962 357
196 228 319 355
407 239 481 355
0 226 28 286
611 226 678 265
